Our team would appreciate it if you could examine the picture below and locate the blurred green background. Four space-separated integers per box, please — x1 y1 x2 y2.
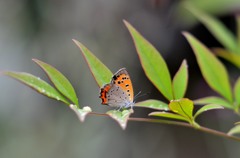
1 0 240 158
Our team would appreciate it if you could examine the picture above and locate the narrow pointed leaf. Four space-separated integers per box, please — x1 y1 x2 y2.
134 99 169 110
213 48 240 68
194 96 233 109
70 104 92 122
107 109 133 130
235 122 240 125
149 111 189 122
169 98 194 120
124 20 173 100
33 59 79 106
183 32 233 103
228 125 240 136
172 59 188 99
194 104 224 119
186 4 238 52
3 71 70 105
73 39 113 87
234 77 240 106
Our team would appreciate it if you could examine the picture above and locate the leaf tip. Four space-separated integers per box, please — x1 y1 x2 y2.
72 39 82 48
148 111 164 116
1 71 9 76
32 58 41 65
72 39 86 53
123 20 135 32
182 31 190 38
123 19 129 26
227 124 240 136
1 71 13 77
182 59 187 65
72 39 78 45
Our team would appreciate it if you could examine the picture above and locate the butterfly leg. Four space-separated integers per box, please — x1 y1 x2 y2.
116 106 123 111
130 104 133 110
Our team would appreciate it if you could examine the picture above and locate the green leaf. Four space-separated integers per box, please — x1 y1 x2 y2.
124 20 173 101
169 98 194 120
3 71 70 105
235 122 240 125
106 109 133 130
134 99 169 110
33 59 79 106
194 104 224 119
183 32 233 103
186 4 238 53
194 96 233 109
70 104 92 122
172 59 188 99
234 77 240 106
73 39 113 87
213 48 240 68
149 111 189 122
228 125 240 136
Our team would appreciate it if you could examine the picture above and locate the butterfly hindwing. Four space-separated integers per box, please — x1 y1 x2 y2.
100 83 111 105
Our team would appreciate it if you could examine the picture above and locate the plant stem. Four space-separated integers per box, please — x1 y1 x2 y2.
128 117 240 142
88 112 240 142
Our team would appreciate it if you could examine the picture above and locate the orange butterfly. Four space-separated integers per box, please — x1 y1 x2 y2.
99 68 134 109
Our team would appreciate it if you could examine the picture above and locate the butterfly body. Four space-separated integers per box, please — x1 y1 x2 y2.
99 68 134 109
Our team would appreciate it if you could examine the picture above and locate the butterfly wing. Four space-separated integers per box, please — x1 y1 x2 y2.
99 68 134 108
99 83 111 105
110 68 134 102
103 84 133 108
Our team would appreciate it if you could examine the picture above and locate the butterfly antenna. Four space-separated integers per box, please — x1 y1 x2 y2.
134 91 142 98
133 91 150 101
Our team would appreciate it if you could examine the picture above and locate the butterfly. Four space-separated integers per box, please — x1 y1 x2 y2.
99 68 134 109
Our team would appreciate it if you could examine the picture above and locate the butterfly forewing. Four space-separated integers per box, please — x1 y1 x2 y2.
111 68 134 102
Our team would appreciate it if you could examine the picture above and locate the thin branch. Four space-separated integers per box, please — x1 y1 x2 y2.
88 112 240 142
129 117 240 142
89 112 108 116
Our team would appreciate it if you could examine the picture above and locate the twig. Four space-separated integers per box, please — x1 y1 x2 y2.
88 112 240 142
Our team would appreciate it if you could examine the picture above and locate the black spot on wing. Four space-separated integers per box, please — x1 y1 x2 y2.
113 75 117 80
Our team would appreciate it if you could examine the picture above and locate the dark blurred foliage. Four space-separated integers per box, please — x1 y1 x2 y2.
0 0 240 158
